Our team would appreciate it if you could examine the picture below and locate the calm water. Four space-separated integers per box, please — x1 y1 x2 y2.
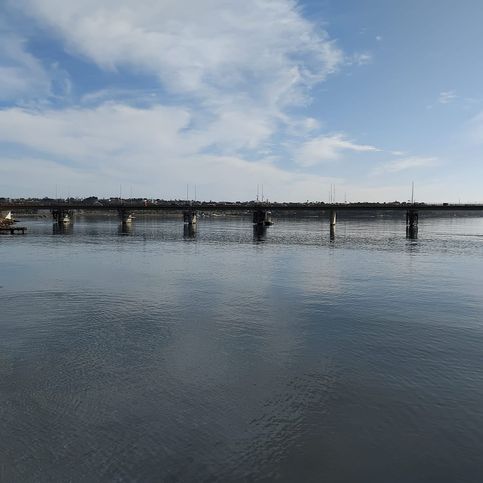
1 215 483 482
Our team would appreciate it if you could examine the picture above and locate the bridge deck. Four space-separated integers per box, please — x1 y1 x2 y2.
1 202 483 212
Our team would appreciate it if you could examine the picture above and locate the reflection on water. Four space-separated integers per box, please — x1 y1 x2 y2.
119 222 134 235
183 224 197 239
330 224 336 241
253 224 267 242
2 216 483 482
52 222 73 235
406 225 418 239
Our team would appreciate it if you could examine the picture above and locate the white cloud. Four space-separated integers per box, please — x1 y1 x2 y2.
294 133 379 166
0 0 358 200
4 1 432 201
13 0 343 110
0 103 193 162
349 52 373 66
438 90 457 104
373 156 439 175
0 103 342 200
0 35 51 101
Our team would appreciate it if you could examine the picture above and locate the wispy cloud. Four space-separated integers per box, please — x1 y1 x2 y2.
14 0 343 110
295 134 380 166
0 35 51 101
0 103 342 200
1 0 447 201
349 52 373 66
438 90 457 104
0 0 370 200
373 156 439 175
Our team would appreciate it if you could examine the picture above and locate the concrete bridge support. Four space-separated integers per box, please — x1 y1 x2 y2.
406 209 418 239
253 209 273 226
329 209 337 226
183 210 197 225
406 209 419 228
118 208 135 224
52 208 73 224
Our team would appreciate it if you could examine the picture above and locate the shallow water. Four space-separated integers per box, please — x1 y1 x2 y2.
1 215 483 482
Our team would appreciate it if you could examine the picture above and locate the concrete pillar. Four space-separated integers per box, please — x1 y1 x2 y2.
406 209 418 227
52 209 61 223
406 209 418 239
253 210 273 226
183 210 197 225
330 209 337 226
52 209 73 224
118 208 134 224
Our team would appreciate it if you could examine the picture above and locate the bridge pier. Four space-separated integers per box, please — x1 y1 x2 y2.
406 209 418 227
253 209 273 226
406 209 418 239
118 208 135 224
183 209 197 225
329 209 337 226
52 208 73 224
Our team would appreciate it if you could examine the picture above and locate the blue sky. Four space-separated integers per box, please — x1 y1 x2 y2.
1 0 482 202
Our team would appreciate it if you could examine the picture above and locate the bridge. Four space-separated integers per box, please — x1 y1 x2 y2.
2 200 483 238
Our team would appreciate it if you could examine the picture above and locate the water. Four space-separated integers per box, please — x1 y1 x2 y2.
1 215 483 482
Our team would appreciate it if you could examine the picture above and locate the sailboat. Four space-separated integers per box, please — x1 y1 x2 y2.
0 211 15 226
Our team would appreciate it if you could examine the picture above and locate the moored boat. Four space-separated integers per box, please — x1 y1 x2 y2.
0 211 16 226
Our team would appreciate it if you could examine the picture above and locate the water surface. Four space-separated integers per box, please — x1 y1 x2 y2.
1 216 483 482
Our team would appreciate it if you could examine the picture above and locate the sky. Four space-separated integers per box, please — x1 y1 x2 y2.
0 0 483 202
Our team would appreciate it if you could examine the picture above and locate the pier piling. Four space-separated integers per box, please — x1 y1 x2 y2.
118 208 134 224
52 209 73 224
183 210 197 226
406 209 419 239
330 209 337 226
253 209 273 226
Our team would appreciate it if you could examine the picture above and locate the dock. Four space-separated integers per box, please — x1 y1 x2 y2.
0 226 26 234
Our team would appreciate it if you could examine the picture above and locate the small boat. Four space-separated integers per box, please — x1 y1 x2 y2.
0 211 15 226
